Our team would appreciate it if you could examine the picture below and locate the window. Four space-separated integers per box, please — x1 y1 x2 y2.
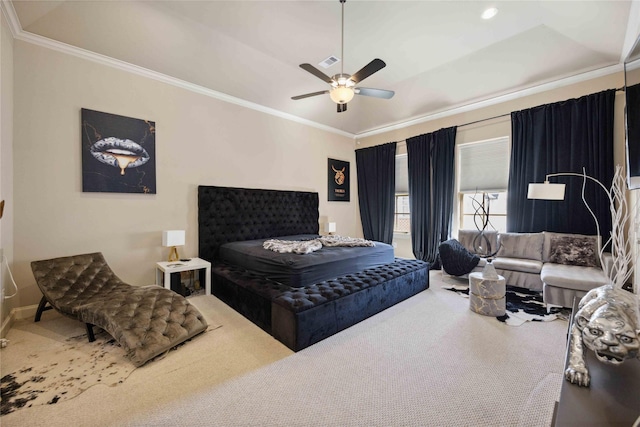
458 137 510 233
460 192 507 233
394 194 411 233
394 154 410 233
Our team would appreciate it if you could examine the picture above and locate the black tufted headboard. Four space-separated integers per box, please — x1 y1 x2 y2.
198 186 320 261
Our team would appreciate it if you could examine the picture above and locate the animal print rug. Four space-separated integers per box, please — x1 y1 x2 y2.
1 317 220 416
0 326 135 415
443 284 571 326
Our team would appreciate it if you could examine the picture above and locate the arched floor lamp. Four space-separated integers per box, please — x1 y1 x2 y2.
527 165 634 291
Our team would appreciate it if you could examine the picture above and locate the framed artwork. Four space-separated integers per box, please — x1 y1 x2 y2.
328 158 350 202
82 108 156 194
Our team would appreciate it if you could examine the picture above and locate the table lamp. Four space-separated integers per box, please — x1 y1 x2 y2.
162 230 185 262
325 222 337 235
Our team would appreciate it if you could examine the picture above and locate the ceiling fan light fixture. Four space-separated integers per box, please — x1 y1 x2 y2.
330 86 355 104
292 0 393 111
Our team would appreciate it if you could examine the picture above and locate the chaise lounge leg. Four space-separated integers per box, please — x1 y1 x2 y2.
34 296 52 322
86 323 96 342
35 296 96 343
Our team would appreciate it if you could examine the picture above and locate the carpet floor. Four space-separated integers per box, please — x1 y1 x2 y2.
0 272 568 426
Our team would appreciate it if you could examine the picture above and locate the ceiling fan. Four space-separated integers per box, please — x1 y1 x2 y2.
291 0 394 113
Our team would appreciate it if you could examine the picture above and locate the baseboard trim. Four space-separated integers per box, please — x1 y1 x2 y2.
13 304 39 320
1 304 40 337
0 310 13 338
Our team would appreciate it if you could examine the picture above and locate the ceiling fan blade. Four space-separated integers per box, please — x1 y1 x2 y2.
355 87 395 99
299 64 334 84
350 59 386 84
337 103 347 113
291 90 329 100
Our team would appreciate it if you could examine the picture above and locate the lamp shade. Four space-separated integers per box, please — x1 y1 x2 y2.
325 222 337 233
162 230 185 247
527 182 566 200
329 87 354 104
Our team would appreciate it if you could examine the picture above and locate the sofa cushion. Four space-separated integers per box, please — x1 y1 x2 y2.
542 232 599 263
548 235 599 267
497 269 543 291
496 232 544 261
492 257 543 274
540 263 608 291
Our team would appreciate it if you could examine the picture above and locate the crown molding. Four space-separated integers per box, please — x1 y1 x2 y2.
0 0 627 142
355 63 624 139
0 1 355 139
0 0 20 37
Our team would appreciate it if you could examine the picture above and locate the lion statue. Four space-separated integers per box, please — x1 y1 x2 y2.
565 284 640 387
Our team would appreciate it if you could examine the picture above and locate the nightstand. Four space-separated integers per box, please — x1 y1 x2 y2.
156 257 211 296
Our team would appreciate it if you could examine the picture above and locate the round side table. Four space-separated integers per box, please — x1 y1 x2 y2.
468 272 506 316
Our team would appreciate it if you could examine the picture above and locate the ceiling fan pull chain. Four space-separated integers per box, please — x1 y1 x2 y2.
291 0 394 110
341 0 345 75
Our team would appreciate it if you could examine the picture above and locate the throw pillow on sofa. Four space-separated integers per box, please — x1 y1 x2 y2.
548 236 600 267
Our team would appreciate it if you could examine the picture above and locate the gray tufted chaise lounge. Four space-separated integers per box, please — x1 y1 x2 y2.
31 252 208 367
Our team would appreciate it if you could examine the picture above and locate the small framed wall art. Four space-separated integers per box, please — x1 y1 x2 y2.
81 108 156 194
328 158 350 202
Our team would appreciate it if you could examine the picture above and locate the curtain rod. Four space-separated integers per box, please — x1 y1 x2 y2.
396 87 625 144
395 112 510 144
457 112 511 129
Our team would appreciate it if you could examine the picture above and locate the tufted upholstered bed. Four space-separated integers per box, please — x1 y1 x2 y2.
198 186 429 351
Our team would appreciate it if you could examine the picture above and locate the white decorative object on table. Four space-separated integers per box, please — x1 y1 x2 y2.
482 261 499 280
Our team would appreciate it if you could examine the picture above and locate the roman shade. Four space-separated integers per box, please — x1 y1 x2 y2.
459 137 510 193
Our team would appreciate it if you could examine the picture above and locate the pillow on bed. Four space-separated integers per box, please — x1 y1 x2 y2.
548 236 599 267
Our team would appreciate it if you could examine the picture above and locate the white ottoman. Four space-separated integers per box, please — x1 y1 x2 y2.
469 272 506 316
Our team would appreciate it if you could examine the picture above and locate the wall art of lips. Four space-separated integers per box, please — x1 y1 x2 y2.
81 108 156 194
90 137 150 175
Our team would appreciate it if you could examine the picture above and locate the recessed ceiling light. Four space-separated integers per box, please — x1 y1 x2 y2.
481 7 498 20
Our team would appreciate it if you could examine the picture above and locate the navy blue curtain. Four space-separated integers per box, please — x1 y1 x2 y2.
355 142 396 244
406 127 457 265
508 89 615 236
626 83 640 188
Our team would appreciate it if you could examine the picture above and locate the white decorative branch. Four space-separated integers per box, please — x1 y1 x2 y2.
600 166 633 289
545 165 635 290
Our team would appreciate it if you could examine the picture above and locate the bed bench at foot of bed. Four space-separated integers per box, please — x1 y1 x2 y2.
212 258 429 351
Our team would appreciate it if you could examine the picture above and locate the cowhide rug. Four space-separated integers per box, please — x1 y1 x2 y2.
1 316 220 416
0 325 135 416
443 284 571 326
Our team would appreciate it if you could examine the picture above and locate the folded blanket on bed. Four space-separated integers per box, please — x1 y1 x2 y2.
263 236 375 254
263 239 323 254
319 236 375 248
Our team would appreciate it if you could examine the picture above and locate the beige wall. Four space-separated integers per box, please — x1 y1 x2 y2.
357 73 628 260
6 27 638 312
11 40 357 309
1 12 15 330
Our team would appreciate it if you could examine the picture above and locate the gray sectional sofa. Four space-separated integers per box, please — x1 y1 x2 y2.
456 230 611 308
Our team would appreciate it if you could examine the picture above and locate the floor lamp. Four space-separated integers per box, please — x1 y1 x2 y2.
528 165 634 292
